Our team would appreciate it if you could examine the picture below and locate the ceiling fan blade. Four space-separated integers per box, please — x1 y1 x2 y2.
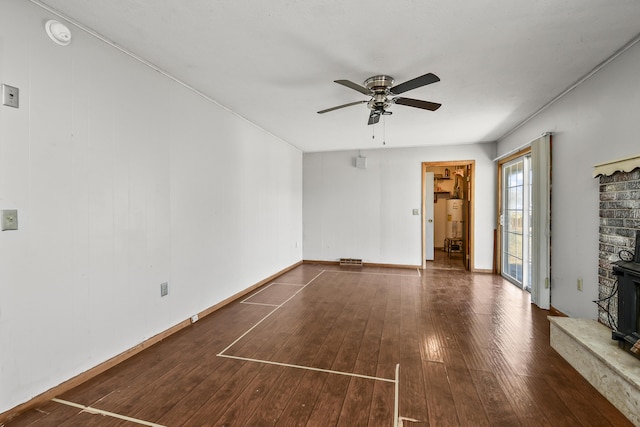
317 100 367 114
368 111 380 125
335 80 371 95
390 73 440 95
393 97 441 111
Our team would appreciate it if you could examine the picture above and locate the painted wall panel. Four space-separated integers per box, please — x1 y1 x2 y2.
0 0 302 413
303 144 496 269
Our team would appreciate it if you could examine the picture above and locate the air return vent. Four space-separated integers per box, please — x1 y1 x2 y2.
340 258 363 266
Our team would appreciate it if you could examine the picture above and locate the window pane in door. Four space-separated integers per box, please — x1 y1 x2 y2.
502 156 531 289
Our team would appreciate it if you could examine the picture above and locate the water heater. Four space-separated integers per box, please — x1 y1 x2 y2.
446 199 463 239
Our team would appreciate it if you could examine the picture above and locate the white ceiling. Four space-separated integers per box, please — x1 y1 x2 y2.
34 0 640 152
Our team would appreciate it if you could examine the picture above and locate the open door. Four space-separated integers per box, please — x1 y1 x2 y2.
464 163 473 270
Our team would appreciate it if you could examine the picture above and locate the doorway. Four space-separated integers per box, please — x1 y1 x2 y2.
500 154 532 291
422 161 475 270
495 134 551 309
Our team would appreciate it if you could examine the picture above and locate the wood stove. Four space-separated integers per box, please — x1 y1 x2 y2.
611 230 640 358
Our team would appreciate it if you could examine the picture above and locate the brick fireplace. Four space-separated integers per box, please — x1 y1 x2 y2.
547 155 640 426
597 166 640 328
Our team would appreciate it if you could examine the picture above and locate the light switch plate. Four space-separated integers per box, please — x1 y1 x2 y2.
2 84 19 108
1 210 18 231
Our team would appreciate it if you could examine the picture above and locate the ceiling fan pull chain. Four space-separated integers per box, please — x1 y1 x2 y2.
383 116 386 145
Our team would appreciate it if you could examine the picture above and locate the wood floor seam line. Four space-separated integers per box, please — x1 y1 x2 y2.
394 363 400 427
51 398 166 427
270 282 306 286
240 282 276 303
218 353 397 383
240 301 280 307
218 270 326 356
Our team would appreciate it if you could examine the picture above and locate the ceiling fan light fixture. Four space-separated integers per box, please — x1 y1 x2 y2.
368 93 391 111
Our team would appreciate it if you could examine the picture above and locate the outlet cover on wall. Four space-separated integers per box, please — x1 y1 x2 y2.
160 282 168 297
2 84 19 108
1 210 18 231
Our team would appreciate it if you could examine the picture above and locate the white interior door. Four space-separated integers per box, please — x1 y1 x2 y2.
425 172 435 261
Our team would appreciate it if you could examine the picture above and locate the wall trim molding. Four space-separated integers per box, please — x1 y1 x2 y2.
549 305 568 317
471 268 494 274
0 260 303 424
303 260 421 269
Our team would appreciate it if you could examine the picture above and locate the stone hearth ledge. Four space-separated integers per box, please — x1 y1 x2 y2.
549 316 640 426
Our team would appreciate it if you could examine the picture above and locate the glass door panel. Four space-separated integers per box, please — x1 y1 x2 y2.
502 156 531 291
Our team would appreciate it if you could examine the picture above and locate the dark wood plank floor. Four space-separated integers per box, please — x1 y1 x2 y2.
5 252 633 426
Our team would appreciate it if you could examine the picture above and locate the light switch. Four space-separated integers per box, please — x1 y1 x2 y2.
412 209 420 215
1 210 18 231
2 84 19 108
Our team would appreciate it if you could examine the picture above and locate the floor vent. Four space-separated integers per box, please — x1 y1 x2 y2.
339 258 363 266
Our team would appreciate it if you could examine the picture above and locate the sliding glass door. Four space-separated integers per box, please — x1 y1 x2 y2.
502 155 532 291
498 134 550 307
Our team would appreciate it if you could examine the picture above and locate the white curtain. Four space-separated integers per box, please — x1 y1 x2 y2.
530 134 552 309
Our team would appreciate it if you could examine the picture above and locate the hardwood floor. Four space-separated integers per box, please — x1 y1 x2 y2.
4 252 633 426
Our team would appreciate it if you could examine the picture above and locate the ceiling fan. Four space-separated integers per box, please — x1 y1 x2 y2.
317 73 441 125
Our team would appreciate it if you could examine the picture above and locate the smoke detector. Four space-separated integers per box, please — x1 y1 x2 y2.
45 20 72 46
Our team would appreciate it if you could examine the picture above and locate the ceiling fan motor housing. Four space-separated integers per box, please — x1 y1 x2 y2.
364 75 395 91
364 75 394 111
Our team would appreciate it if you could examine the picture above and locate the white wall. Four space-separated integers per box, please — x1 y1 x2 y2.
497 41 640 319
303 143 496 269
0 0 302 413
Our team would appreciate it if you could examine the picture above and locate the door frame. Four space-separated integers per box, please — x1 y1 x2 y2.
496 134 552 309
421 160 475 270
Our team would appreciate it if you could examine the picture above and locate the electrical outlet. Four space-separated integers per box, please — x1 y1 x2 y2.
1 210 18 231
160 282 168 297
577 278 583 292
190 314 199 323
2 84 19 108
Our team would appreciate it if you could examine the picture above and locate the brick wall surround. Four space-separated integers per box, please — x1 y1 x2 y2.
598 168 640 327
